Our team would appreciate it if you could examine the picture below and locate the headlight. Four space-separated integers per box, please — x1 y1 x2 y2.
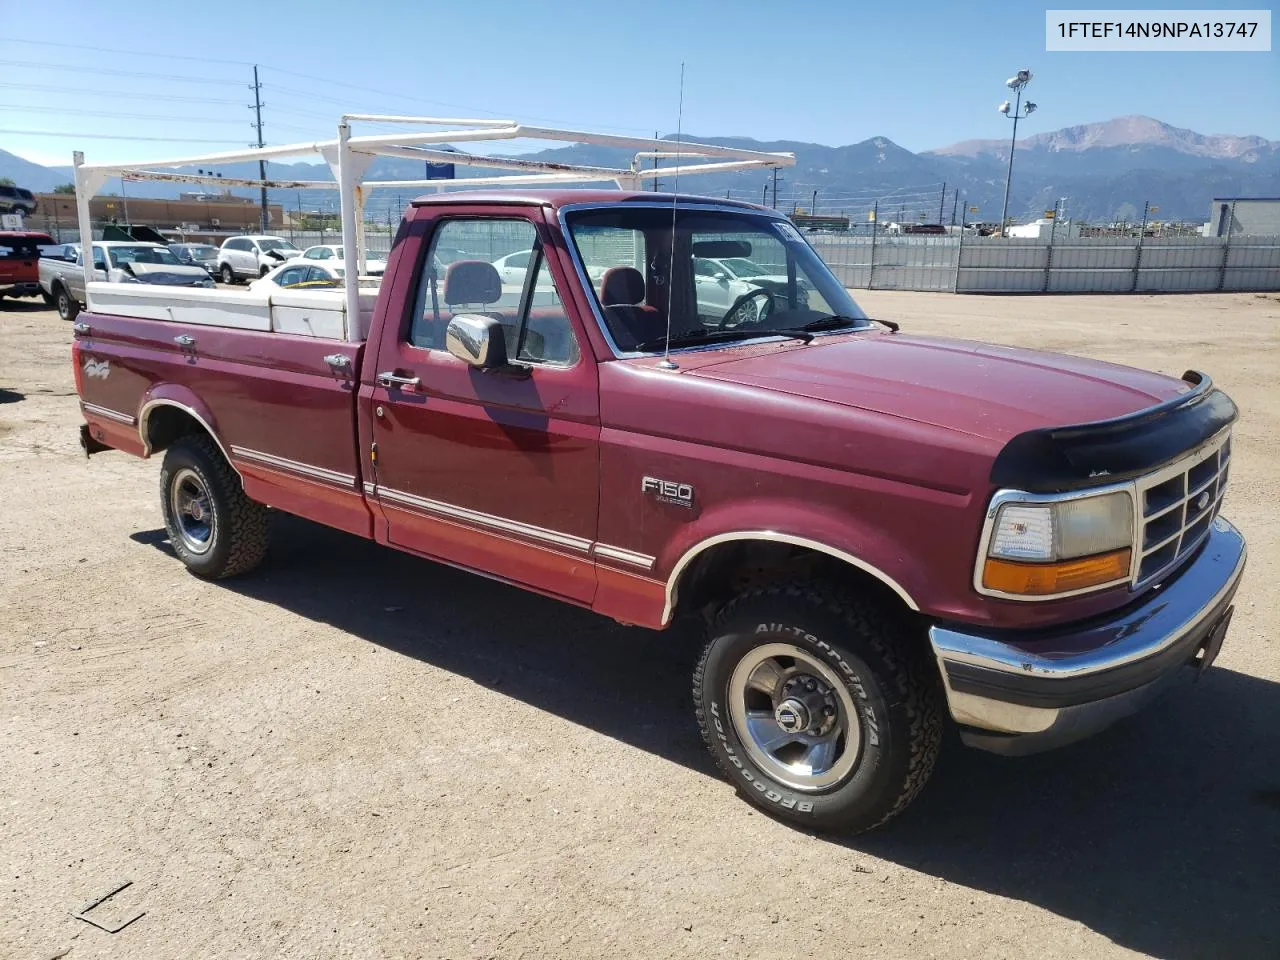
980 491 1133 597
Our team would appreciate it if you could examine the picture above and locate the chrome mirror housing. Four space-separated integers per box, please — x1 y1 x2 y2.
445 314 509 369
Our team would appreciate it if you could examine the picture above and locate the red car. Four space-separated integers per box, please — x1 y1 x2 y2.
71 191 1245 833
0 230 54 301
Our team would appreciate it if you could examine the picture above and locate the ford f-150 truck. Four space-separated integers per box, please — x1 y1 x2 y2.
72 189 1246 833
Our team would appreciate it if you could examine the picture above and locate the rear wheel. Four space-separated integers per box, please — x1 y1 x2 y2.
159 434 268 579
693 583 943 833
55 285 79 322
219 264 235 285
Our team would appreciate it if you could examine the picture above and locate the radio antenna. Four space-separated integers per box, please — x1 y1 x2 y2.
657 61 685 371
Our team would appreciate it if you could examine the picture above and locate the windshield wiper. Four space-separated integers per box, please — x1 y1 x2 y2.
635 327 814 353
801 314 864 331
801 314 900 333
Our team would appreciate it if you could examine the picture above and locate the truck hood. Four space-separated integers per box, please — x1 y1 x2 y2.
691 332 1188 442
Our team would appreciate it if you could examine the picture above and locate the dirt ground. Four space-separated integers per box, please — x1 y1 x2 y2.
2 291 1277 960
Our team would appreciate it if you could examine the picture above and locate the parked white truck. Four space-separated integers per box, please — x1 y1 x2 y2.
40 241 213 320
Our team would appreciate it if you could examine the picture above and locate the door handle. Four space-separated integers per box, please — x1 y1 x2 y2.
376 372 420 389
173 335 196 347
73 322 91 335
323 353 352 368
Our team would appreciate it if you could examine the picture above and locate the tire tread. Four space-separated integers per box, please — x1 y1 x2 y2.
692 581 943 832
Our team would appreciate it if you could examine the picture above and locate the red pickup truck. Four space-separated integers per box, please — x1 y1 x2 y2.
72 190 1246 833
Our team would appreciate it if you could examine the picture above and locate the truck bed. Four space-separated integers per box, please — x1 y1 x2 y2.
75 310 370 538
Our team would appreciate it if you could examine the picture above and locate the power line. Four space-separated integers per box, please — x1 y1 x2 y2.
0 81 245 104
0 35 252 66
0 128 247 143
0 105 252 125
0 58 240 85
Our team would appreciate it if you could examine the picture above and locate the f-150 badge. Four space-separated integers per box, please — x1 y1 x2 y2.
82 358 110 380
642 476 694 508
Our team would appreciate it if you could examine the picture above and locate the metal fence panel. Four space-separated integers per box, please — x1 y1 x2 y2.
1222 267 1280 291
1226 238 1280 269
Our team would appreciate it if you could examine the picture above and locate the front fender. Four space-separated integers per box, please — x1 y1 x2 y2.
656 496 931 625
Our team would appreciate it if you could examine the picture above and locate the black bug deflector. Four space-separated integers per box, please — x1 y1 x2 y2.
990 370 1238 493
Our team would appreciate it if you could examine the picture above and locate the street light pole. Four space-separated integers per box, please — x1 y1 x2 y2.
997 69 1037 238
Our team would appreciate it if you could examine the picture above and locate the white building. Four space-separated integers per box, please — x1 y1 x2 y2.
1206 198 1280 237
1006 217 1080 240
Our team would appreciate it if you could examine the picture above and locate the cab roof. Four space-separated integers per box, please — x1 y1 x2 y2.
409 189 773 213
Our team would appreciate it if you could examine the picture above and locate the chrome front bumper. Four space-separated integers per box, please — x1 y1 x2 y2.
930 517 1247 755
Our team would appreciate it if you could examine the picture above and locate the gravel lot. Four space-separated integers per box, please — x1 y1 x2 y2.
2 291 1277 960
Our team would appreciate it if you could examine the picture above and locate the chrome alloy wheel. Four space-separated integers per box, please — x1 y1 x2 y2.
169 467 215 555
729 297 758 326
728 642 862 791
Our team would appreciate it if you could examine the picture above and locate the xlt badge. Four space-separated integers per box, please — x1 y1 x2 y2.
642 476 694 508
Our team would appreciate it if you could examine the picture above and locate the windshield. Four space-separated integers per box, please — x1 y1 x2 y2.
566 207 868 354
188 245 217 257
258 239 297 253
108 245 183 267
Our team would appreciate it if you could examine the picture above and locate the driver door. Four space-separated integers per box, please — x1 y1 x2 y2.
367 209 600 604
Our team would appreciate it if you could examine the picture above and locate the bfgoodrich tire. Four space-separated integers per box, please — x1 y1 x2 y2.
159 434 268 579
693 583 943 833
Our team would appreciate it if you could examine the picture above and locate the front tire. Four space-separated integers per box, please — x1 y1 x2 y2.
159 434 268 579
219 264 236 285
693 583 943 833
55 285 79 322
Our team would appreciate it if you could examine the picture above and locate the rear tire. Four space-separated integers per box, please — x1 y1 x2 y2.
693 583 943 834
159 434 268 579
55 285 79 322
219 264 236 285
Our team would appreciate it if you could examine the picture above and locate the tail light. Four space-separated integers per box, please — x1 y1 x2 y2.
72 337 85 396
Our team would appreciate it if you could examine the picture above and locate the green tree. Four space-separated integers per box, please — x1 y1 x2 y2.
53 183 76 194
0 177 14 187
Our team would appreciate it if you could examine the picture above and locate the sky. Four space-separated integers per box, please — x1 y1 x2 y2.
1 0 1277 168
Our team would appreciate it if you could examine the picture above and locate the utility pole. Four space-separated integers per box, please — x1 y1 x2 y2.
652 130 660 191
771 168 779 209
938 182 947 224
950 193 958 226
251 65 269 234
811 189 818 217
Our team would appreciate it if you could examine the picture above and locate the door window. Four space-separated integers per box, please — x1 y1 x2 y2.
409 219 578 366
275 266 309 287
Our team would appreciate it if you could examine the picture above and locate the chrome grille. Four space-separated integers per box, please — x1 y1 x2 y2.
1134 431 1231 586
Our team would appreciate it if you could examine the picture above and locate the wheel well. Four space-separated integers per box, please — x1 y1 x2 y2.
144 405 209 456
673 540 914 624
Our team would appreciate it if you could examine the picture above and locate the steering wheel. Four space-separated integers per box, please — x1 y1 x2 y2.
718 287 776 330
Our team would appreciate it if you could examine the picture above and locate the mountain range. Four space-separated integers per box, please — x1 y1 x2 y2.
3 116 1276 224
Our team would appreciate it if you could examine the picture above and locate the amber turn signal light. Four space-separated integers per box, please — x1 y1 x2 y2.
982 549 1131 596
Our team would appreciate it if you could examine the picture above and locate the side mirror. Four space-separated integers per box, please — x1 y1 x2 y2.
713 271 729 281
445 314 509 369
